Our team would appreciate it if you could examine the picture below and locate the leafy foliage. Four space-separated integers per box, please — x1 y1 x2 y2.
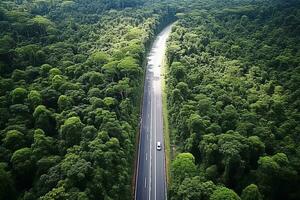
167 0 300 200
0 0 176 199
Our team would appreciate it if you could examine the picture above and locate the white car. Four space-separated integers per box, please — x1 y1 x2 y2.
156 141 162 151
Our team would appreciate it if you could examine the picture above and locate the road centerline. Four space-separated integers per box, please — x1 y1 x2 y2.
135 24 173 200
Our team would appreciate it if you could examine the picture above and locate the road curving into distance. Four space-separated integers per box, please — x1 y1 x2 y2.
135 24 173 200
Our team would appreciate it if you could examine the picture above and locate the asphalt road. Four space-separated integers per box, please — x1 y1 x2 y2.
135 24 173 200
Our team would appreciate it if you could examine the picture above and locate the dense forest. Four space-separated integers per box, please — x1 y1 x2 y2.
1 0 300 199
166 0 300 200
0 0 175 199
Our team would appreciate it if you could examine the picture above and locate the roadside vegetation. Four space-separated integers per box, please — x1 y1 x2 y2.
162 55 172 185
1 0 299 199
0 0 175 199
166 0 300 199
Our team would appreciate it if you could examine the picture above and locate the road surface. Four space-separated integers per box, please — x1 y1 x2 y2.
135 24 173 200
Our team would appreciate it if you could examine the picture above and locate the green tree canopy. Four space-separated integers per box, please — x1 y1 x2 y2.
241 184 262 200
2 130 26 151
210 187 241 200
171 153 197 185
11 87 27 104
60 117 84 147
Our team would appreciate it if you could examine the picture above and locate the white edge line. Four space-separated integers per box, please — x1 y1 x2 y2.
135 114 142 200
154 83 157 200
135 60 148 200
149 84 152 200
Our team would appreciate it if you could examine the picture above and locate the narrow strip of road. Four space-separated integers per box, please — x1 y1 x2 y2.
135 24 173 200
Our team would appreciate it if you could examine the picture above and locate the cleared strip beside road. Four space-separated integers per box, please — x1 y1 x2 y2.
135 24 173 200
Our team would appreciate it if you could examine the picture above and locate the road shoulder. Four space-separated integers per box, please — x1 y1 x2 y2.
161 54 171 188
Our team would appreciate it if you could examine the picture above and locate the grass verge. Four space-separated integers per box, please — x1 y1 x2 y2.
161 57 171 186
